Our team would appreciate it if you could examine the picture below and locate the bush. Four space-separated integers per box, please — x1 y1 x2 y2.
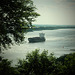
0 50 75 75
0 58 19 75
17 49 56 75
17 50 75 75
56 53 75 75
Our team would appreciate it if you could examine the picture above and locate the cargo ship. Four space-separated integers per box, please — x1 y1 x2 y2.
28 33 46 43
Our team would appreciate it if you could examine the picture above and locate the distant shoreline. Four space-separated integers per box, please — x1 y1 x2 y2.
23 25 75 32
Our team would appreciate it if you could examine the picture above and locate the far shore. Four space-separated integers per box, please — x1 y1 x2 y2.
23 25 75 32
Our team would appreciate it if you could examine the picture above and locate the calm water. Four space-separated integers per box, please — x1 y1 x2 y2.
1 28 75 66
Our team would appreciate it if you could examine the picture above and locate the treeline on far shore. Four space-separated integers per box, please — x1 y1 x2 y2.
0 49 75 75
22 25 75 32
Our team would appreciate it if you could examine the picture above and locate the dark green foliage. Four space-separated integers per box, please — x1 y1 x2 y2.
17 50 75 75
55 53 75 75
0 50 75 75
0 0 40 51
0 58 20 75
17 50 55 75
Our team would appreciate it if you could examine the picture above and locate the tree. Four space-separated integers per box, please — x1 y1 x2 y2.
17 49 56 75
0 59 20 75
0 49 75 75
0 0 40 52
56 53 75 75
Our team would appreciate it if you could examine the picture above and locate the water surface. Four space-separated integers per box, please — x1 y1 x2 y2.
1 29 75 66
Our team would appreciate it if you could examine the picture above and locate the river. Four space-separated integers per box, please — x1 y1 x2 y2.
1 28 75 66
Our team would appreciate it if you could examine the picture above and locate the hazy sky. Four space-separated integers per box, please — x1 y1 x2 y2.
32 0 75 25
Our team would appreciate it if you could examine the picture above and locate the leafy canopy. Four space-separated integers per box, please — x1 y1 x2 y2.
0 0 40 51
17 49 75 75
0 49 75 75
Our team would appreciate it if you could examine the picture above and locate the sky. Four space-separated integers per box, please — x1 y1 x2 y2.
32 0 75 25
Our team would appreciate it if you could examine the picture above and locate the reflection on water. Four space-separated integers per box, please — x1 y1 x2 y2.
1 29 75 66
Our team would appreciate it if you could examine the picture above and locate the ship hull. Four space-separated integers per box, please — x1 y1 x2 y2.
28 37 45 43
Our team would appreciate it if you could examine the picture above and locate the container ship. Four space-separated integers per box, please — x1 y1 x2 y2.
28 33 46 43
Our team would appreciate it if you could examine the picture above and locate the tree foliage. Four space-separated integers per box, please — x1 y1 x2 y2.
16 49 56 75
0 0 40 51
0 50 75 75
0 58 20 75
17 50 75 75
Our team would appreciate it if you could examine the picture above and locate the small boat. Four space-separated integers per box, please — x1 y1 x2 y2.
28 33 46 43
